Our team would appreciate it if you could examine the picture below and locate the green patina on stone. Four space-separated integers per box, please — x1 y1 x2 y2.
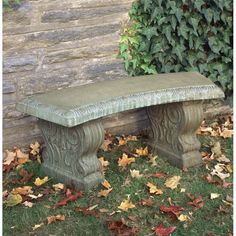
16 72 224 127
16 72 224 190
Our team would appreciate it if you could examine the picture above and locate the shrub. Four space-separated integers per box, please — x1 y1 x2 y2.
119 0 233 96
3 0 22 11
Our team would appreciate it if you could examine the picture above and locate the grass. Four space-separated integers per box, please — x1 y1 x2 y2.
3 135 233 236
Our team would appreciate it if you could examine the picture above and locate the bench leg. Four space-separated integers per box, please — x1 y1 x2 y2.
147 101 203 168
38 119 104 190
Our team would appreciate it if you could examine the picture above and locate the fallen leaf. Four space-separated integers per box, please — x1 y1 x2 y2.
100 139 112 151
165 176 181 189
126 135 138 141
210 193 220 199
217 205 229 214
211 142 222 158
4 193 23 207
28 193 43 199
122 177 131 187
147 154 158 166
47 215 65 224
99 208 109 213
54 191 83 208
226 195 233 203
99 157 109 169
118 137 127 146
139 198 154 207
180 188 186 193
3 150 16 165
75 206 99 217
178 214 190 222
118 153 135 168
107 219 139 236
152 172 167 178
11 186 33 195
118 199 135 212
146 182 163 195
30 142 40 156
160 205 184 221
130 169 143 178
217 155 230 163
101 180 112 189
155 223 176 236
135 147 148 156
187 194 204 211
225 164 233 173
222 180 233 188
15 148 29 164
19 168 33 183
22 201 33 208
98 188 113 197
32 223 44 230
34 176 49 186
52 183 64 191
220 129 233 138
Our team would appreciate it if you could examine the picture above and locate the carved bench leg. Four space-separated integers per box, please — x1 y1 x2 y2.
38 119 104 190
147 101 203 168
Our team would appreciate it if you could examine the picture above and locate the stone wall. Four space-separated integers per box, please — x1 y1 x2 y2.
3 0 144 148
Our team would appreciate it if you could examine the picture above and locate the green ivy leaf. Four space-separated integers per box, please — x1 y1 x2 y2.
163 25 172 43
194 0 205 11
178 22 188 39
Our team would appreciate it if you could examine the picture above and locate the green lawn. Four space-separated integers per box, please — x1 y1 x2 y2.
3 133 233 236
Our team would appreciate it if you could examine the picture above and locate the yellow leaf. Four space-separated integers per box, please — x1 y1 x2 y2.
34 176 49 186
30 142 40 156
100 139 112 151
32 223 44 230
52 183 64 191
118 199 135 211
47 215 65 224
165 176 181 189
135 147 148 156
130 169 143 178
118 153 135 168
16 148 29 160
4 193 23 207
126 135 137 141
225 164 233 173
146 182 163 195
3 150 16 165
178 214 190 222
97 188 113 197
101 180 112 189
210 193 220 199
11 186 33 195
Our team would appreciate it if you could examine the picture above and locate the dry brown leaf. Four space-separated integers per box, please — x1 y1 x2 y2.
98 188 113 197
147 154 158 166
100 139 112 151
211 142 222 158
11 186 33 196
135 147 148 156
118 199 135 212
15 149 29 164
118 153 135 168
126 135 137 141
217 155 230 163
225 164 233 173
99 208 109 213
99 157 109 168
3 150 16 165
220 129 233 138
165 176 181 189
146 182 163 195
47 215 65 224
101 180 112 189
130 169 143 178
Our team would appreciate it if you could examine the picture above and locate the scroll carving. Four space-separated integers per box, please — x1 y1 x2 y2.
38 119 104 189
147 101 203 168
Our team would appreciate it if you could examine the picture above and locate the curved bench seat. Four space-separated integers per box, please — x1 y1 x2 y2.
16 72 224 127
16 72 224 190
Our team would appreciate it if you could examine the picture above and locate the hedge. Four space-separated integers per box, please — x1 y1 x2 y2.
119 0 233 96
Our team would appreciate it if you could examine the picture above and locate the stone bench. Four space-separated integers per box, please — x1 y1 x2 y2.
16 72 224 189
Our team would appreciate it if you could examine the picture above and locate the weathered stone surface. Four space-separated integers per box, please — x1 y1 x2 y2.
3 54 38 73
38 119 104 190
147 101 203 168
41 5 129 23
3 80 16 94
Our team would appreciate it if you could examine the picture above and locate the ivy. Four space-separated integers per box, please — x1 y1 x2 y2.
118 0 233 97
